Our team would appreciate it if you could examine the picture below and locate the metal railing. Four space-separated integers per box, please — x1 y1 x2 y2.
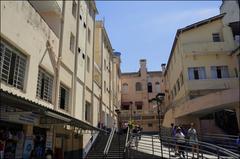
103 127 116 157
125 133 240 159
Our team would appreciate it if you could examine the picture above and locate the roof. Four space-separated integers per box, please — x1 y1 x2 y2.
164 13 226 75
0 89 105 132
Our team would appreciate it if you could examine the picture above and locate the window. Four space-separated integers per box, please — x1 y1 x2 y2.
85 101 91 122
87 56 90 72
135 82 142 91
211 66 229 79
104 59 106 71
155 82 160 92
180 73 184 86
104 81 106 92
36 68 53 103
121 104 129 110
72 0 77 18
70 33 75 53
88 28 91 43
212 33 221 42
122 83 128 93
0 41 27 90
147 82 152 93
188 67 206 80
135 102 143 110
173 85 176 96
234 68 238 77
59 84 70 111
148 123 153 127
176 79 180 91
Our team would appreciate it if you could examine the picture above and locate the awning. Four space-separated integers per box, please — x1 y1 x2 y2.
0 89 105 132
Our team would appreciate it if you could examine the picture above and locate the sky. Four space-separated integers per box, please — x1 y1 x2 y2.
95 1 222 72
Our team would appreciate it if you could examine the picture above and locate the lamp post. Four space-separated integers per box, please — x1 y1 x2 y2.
149 93 165 158
129 101 133 122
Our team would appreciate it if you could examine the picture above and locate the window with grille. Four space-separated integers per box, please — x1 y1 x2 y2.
88 28 91 43
122 83 128 93
36 68 53 103
212 33 221 42
0 41 27 90
59 84 70 112
87 56 90 72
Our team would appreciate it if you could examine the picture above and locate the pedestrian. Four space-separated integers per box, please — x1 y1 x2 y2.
188 123 199 158
132 126 138 148
175 127 185 158
45 149 53 159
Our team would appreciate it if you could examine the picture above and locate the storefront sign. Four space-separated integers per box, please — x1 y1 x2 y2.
0 111 39 125
23 137 33 159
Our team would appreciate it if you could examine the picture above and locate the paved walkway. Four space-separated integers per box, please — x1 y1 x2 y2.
129 135 229 159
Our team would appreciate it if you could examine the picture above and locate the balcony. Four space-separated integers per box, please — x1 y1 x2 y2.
29 1 62 37
182 41 234 54
187 77 239 91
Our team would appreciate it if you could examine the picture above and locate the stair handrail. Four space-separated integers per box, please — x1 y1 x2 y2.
124 126 130 153
103 127 116 156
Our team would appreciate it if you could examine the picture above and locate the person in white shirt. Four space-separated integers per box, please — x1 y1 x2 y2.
175 127 185 158
188 123 199 158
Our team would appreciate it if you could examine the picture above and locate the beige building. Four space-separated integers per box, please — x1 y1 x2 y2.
121 59 165 132
162 13 240 135
93 21 121 129
0 1 120 158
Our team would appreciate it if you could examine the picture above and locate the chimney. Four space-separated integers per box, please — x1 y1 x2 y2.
140 59 147 76
161 63 166 72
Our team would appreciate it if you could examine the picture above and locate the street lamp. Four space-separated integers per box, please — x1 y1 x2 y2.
129 101 133 122
149 92 165 158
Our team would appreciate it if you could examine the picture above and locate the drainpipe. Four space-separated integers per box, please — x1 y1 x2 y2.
54 1 65 110
72 0 81 117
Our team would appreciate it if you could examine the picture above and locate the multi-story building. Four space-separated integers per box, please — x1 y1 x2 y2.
0 1 120 158
162 13 240 135
93 21 121 129
120 59 165 132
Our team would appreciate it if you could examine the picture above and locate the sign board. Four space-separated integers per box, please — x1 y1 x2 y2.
0 111 39 125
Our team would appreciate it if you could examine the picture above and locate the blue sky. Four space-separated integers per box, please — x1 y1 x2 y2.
96 1 222 72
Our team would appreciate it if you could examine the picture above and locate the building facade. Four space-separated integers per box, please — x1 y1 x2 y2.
162 13 240 135
120 60 165 132
93 21 121 129
0 1 120 158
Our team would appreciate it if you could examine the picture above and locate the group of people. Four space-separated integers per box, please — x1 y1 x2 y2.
130 125 142 148
170 123 199 159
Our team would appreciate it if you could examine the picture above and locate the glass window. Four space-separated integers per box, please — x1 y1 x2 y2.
121 104 129 110
59 84 70 112
147 82 152 93
136 82 142 91
36 68 53 103
212 33 221 42
88 28 91 43
188 67 206 80
0 41 27 90
211 66 229 79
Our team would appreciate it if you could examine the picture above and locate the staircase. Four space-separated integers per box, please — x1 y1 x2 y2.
86 132 109 159
106 133 127 159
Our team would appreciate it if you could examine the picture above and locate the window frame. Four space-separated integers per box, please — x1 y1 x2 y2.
59 83 70 112
135 82 142 91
